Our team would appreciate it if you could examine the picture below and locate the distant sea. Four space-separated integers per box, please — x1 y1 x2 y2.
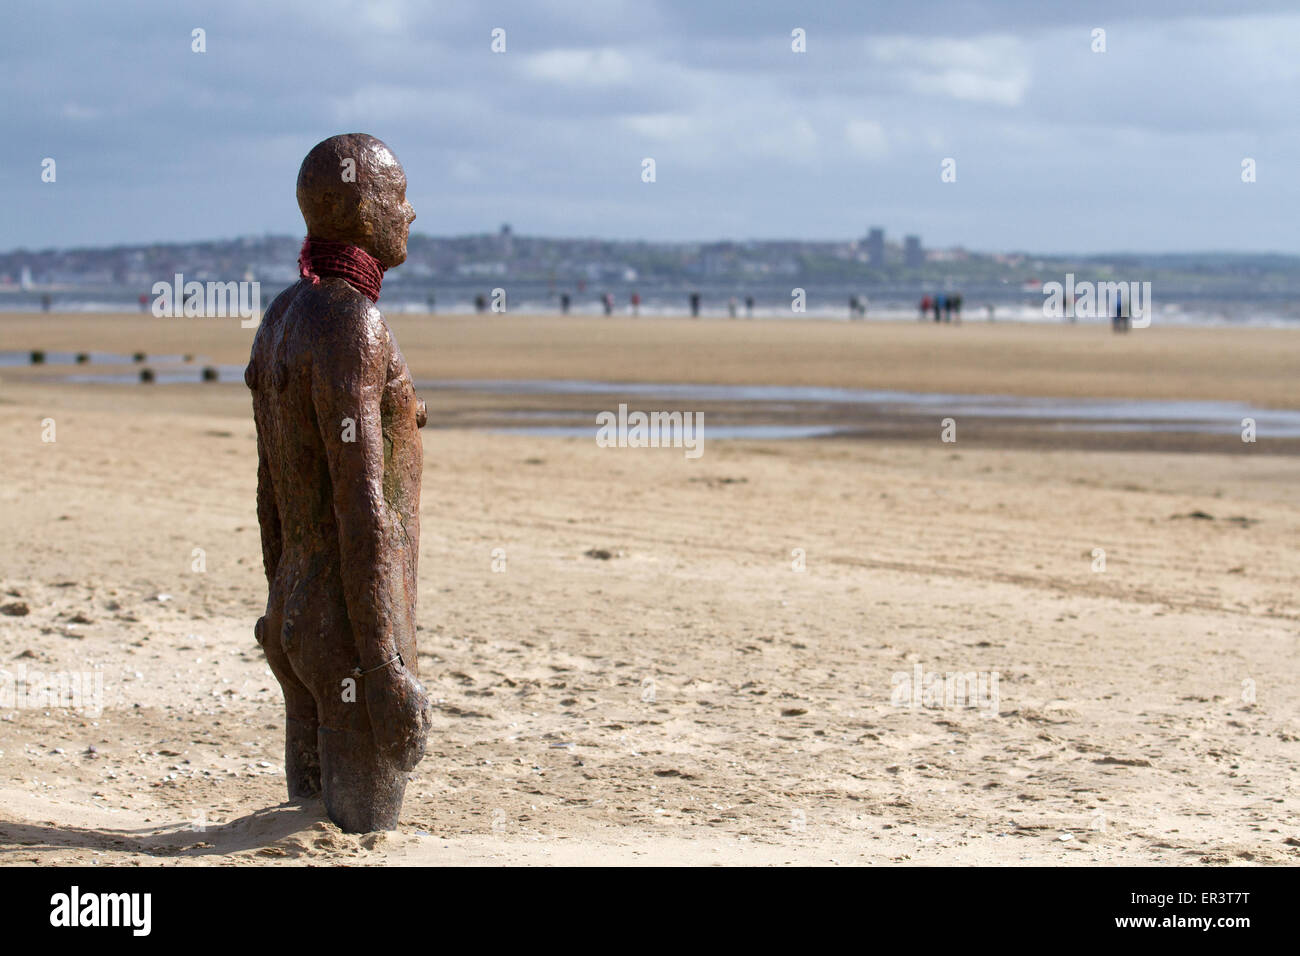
3 278 1298 327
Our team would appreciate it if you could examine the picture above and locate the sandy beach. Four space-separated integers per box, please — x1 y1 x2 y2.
0 312 1297 865
3 311 1299 407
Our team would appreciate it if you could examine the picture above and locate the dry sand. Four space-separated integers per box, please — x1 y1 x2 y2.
0 312 1297 865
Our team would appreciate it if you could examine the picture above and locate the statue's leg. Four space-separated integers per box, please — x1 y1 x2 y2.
317 727 408 833
287 584 409 833
256 610 321 799
315 668 409 832
284 712 322 799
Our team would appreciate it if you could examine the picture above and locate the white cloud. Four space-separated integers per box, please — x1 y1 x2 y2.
869 35 1031 107
358 0 407 32
61 103 101 120
845 119 888 158
620 112 696 140
755 116 819 164
450 158 484 183
523 48 636 85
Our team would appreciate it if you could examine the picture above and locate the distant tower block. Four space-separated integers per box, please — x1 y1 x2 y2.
904 235 924 268
499 223 513 258
866 227 885 266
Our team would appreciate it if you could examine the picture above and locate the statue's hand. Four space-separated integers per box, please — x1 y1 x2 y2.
364 663 433 770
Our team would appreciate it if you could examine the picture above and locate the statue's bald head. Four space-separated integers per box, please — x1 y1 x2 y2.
297 133 416 267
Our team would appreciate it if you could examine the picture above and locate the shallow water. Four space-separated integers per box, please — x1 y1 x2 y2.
491 424 844 440
0 349 193 367
62 364 244 385
0 349 238 383
7 352 1296 437
0 349 196 368
423 378 1300 438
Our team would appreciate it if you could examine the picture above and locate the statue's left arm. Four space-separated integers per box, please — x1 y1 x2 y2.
254 427 283 583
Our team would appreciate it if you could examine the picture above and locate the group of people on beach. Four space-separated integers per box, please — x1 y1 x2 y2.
448 289 974 321
919 293 963 323
596 292 758 318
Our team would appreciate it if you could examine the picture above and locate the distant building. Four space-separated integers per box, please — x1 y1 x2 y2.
499 223 513 257
865 227 885 266
903 235 923 268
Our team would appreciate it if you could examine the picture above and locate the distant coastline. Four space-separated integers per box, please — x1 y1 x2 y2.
3 234 1299 327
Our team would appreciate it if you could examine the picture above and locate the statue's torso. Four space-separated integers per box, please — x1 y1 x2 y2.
248 279 423 650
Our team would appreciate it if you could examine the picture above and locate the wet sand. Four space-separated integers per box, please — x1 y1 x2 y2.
2 311 1299 407
0 312 1297 865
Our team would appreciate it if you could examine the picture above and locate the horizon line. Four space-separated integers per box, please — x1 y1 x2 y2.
3 233 1299 262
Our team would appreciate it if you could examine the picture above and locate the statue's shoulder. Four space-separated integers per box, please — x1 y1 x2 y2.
295 281 391 380
304 278 386 336
246 280 387 389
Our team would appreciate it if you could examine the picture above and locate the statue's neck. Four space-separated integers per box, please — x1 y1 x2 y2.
298 236 387 303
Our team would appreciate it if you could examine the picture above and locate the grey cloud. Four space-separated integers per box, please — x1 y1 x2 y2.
2 0 1297 252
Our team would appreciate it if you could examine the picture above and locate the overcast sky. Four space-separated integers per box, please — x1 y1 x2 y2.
4 0 1298 253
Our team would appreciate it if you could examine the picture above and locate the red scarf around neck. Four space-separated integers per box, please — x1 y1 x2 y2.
298 236 387 303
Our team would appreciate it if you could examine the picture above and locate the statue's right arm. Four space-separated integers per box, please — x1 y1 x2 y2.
309 302 399 672
309 300 430 767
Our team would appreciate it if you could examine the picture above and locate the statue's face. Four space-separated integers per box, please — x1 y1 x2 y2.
363 144 417 268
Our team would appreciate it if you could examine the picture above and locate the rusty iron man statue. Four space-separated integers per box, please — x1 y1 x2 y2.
246 133 431 832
